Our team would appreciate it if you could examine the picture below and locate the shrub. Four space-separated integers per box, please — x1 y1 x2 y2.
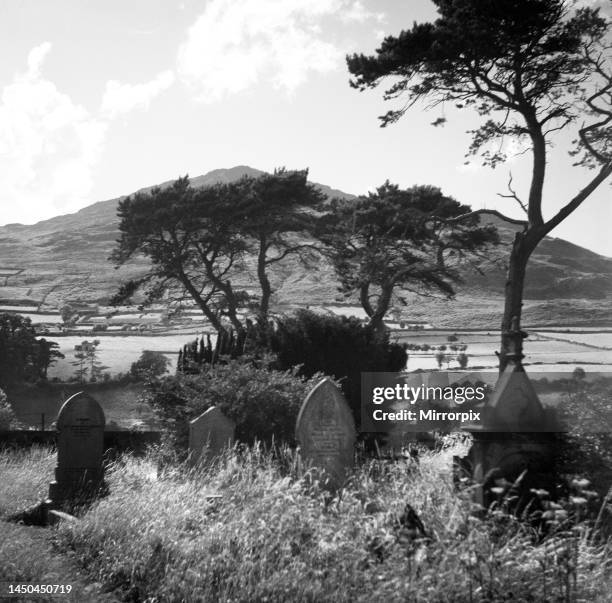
0 389 18 430
145 358 325 452
268 310 407 429
130 350 170 380
557 378 612 502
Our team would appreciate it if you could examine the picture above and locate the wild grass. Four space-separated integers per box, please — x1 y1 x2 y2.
0 445 55 516
46 443 612 603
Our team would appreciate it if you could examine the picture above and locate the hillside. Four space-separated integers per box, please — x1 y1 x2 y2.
0 166 610 327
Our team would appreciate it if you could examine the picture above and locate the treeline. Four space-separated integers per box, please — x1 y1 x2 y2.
111 169 499 342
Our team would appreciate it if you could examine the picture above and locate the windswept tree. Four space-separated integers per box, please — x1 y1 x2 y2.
113 176 250 344
321 182 498 330
347 0 612 371
231 168 326 320
112 169 325 344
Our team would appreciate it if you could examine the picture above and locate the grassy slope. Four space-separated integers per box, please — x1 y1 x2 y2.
2 445 609 602
0 447 118 602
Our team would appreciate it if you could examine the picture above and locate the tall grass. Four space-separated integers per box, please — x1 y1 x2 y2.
51 444 611 602
0 445 55 516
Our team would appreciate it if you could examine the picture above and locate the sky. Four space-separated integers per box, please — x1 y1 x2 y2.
0 0 611 256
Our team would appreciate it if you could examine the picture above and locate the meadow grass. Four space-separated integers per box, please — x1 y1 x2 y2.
0 446 117 601
0 445 55 516
39 444 610 603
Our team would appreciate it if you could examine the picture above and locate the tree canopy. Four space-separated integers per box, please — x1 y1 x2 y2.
0 313 63 386
112 169 324 343
347 0 612 369
321 182 499 329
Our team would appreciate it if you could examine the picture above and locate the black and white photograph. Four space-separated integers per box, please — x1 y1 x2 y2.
1 1 611 601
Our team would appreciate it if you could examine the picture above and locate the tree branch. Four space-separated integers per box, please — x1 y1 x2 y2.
543 160 612 235
440 209 528 226
497 172 528 215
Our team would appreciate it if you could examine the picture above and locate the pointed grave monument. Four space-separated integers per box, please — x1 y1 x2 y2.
458 363 559 508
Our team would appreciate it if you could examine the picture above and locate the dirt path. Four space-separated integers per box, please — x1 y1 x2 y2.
0 520 119 603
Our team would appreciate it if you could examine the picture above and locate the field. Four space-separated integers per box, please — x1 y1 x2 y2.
46 333 198 381
42 327 612 383
1 444 611 602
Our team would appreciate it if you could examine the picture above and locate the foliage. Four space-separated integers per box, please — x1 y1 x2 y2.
230 168 326 317
0 313 63 387
557 378 612 495
0 388 18 430
456 352 469 369
71 340 107 383
130 350 170 380
0 446 55 516
50 445 612 602
268 310 407 429
59 304 77 325
177 329 254 372
347 0 612 369
112 170 325 343
321 182 498 329
145 358 324 449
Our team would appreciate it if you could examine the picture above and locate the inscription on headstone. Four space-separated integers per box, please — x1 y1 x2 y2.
188 406 235 466
296 378 356 490
48 391 105 504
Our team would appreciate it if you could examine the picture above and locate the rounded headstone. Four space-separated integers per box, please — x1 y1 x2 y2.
189 406 235 466
296 378 356 490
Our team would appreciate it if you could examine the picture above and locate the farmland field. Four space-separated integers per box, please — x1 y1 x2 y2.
41 326 612 380
46 333 208 380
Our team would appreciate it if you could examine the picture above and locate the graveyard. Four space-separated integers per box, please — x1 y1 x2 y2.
2 1 612 601
1 365 612 601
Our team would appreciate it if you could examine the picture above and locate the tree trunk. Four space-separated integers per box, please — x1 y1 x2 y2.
222 285 247 354
369 283 393 333
498 230 539 373
257 236 272 320
359 283 374 318
178 271 227 337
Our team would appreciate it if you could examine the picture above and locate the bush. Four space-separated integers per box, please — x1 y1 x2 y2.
557 378 612 501
268 310 407 430
145 358 325 452
130 350 170 380
0 389 18 430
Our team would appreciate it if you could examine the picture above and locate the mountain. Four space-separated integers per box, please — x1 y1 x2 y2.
0 166 610 327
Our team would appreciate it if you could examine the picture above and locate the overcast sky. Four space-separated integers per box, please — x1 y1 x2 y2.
0 0 611 256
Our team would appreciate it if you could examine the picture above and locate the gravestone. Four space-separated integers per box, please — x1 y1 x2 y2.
48 391 106 505
296 378 356 490
456 364 558 508
188 406 235 466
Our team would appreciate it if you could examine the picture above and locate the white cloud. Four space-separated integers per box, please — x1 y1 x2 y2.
177 0 383 101
0 42 107 223
340 1 385 24
0 44 176 224
101 70 175 118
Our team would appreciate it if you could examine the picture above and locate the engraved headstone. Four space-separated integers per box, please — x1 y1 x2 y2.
296 378 356 490
188 406 235 466
48 391 105 504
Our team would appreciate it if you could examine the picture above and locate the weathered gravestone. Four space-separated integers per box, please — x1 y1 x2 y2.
457 364 559 508
48 391 106 505
188 406 235 466
296 378 356 490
